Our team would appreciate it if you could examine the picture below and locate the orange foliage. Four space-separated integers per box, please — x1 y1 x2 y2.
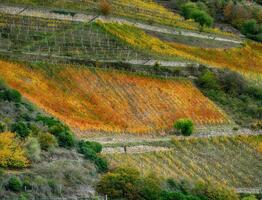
0 132 29 168
0 60 230 135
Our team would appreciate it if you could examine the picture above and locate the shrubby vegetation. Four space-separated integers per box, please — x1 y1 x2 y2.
0 132 29 168
182 2 214 28
169 0 262 41
96 166 240 200
174 118 194 136
195 67 262 128
0 82 106 199
78 140 108 172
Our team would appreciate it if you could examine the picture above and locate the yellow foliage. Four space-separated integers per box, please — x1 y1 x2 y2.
257 142 262 153
0 60 230 135
99 22 262 80
0 132 29 168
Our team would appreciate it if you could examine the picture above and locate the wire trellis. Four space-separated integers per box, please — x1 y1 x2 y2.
0 13 151 64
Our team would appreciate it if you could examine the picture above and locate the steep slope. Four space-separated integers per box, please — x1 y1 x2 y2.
98 22 262 81
0 0 219 34
105 135 262 189
0 60 230 135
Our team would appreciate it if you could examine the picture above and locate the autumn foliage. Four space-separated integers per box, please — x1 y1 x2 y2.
0 60 230 135
99 22 262 79
0 132 29 168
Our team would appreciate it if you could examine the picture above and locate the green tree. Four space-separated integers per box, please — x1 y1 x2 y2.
182 2 198 19
174 119 194 136
191 10 214 27
8 176 23 192
96 167 142 200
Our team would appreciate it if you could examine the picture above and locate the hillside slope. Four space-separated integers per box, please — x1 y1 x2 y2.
0 60 230 135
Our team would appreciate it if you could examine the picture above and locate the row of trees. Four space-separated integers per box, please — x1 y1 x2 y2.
96 166 257 200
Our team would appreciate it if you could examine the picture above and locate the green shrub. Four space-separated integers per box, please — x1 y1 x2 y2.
193 182 239 200
0 89 21 103
79 140 103 153
191 10 213 27
36 116 63 128
94 156 108 173
38 132 58 150
181 2 213 27
25 137 41 162
241 19 262 42
139 174 162 200
55 131 75 148
0 121 6 132
96 167 141 200
11 121 31 138
197 70 219 90
241 195 257 200
182 2 198 19
7 176 23 192
174 119 194 136
81 147 97 161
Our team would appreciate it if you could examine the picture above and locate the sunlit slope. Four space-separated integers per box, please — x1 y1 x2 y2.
99 23 262 76
0 60 230 134
105 135 262 188
1 0 232 36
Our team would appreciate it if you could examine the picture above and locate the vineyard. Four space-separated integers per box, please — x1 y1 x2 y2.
98 22 262 80
0 14 152 63
0 60 230 135
0 0 231 35
105 135 262 188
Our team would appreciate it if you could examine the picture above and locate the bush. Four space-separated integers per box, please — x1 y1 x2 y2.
0 132 29 168
242 195 257 200
241 19 262 42
25 137 41 162
181 2 213 27
191 10 213 27
7 176 23 192
174 119 194 136
79 140 103 153
193 182 239 200
50 125 75 148
100 0 112 16
94 156 108 173
38 132 58 150
96 167 141 200
182 2 198 19
81 147 97 161
55 131 75 148
0 89 21 103
11 121 31 138
0 121 6 132
139 174 162 200
197 70 219 90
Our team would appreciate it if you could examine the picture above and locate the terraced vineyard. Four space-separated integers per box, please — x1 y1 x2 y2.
0 0 227 35
98 22 262 81
0 60 230 135
105 135 262 188
0 14 149 62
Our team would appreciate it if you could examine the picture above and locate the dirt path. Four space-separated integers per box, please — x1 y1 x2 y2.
89 128 262 146
0 4 242 44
